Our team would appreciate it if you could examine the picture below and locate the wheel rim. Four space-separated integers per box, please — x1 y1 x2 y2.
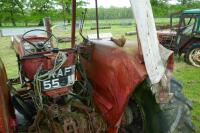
189 48 200 67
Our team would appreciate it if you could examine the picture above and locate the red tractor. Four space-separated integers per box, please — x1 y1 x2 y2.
0 0 195 133
158 9 200 67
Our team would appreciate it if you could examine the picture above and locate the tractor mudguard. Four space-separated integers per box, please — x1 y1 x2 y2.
81 40 148 132
188 42 200 47
182 42 200 53
0 58 16 133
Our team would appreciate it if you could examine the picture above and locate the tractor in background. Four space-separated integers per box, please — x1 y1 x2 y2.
158 9 200 67
0 0 195 133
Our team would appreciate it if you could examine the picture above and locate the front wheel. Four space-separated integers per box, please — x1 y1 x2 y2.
185 45 200 67
121 78 195 133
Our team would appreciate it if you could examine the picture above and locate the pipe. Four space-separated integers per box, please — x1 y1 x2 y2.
43 17 53 46
71 0 76 48
95 0 100 39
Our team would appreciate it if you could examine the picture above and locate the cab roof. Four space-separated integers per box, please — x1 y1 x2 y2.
183 9 200 14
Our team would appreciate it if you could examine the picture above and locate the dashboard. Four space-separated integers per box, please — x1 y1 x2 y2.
23 41 52 55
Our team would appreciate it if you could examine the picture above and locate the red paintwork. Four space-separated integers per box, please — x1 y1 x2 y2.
21 50 76 80
167 54 174 71
0 86 8 133
82 40 174 132
20 50 76 97
0 59 16 133
81 40 149 132
12 35 76 97
44 87 72 97
10 33 174 133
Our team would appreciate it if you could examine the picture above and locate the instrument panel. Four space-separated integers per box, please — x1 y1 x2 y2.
24 41 52 55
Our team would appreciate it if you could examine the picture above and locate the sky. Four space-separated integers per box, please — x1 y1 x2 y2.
86 0 179 8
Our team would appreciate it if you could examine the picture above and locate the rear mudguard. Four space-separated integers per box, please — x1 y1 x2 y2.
0 58 16 132
81 40 148 132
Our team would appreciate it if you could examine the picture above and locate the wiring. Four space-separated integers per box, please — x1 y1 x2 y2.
33 52 67 110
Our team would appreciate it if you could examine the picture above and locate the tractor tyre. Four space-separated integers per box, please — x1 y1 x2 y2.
185 44 200 67
121 78 195 133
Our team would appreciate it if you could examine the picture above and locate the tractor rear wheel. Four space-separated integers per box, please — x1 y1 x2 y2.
121 78 195 133
185 45 200 67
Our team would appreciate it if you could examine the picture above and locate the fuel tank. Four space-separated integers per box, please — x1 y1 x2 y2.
81 40 148 132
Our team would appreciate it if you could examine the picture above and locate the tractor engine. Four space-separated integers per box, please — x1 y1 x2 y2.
12 49 107 132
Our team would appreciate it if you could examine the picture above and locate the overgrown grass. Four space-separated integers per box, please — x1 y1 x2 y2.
0 19 199 132
173 59 200 132
0 37 18 77
1 18 172 28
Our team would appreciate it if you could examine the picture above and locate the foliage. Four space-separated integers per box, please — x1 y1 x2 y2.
86 0 200 20
1 0 200 26
177 0 194 5
55 0 87 23
86 7 133 20
169 2 200 14
0 0 86 26
0 0 24 26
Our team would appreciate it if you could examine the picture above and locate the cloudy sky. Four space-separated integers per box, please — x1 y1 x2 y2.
86 0 179 8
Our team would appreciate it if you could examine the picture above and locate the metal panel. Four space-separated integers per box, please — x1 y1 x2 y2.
130 0 165 84
0 58 16 133
81 40 147 132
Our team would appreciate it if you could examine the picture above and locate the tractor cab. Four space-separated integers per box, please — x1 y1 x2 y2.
175 9 200 51
158 9 200 67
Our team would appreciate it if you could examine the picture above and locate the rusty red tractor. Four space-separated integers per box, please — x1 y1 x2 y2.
158 9 200 67
0 1 195 133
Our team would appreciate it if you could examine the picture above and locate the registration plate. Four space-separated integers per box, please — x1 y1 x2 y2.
41 65 75 90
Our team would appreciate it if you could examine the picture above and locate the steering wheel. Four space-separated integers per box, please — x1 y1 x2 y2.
22 29 57 52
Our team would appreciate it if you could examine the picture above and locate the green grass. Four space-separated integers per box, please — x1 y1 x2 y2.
0 20 200 132
0 37 18 77
173 59 200 131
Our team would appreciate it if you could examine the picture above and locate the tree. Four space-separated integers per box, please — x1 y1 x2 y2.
0 1 3 26
56 0 88 23
150 0 159 6
0 0 29 26
29 0 55 25
15 0 30 26
177 0 194 5
150 0 169 6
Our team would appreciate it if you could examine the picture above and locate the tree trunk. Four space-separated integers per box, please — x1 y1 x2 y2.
10 11 16 26
65 2 71 24
62 0 66 25
181 0 187 5
22 11 28 26
25 21 28 27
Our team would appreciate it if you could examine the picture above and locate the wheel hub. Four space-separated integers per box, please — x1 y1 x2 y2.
193 50 200 62
190 48 200 67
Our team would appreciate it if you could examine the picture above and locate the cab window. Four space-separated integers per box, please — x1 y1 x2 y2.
195 16 200 34
180 15 197 35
